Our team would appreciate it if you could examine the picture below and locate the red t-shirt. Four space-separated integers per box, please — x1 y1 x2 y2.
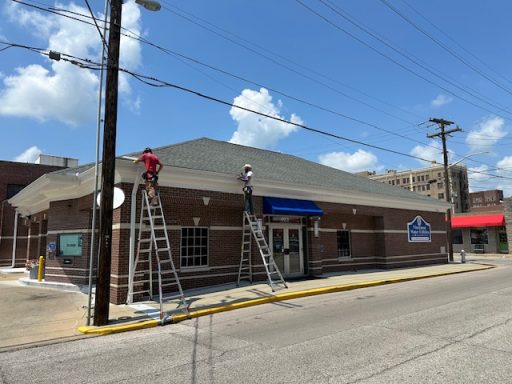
138 153 161 178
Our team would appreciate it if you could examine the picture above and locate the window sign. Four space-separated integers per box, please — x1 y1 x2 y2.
407 216 431 242
58 234 83 256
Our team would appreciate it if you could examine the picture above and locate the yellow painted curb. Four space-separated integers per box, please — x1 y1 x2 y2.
171 264 494 323
78 319 159 335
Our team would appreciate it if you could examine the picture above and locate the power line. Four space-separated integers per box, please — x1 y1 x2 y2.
7 0 441 148
317 0 512 117
378 0 512 97
83 0 108 54
160 0 424 121
5 39 512 181
295 0 512 120
399 0 512 87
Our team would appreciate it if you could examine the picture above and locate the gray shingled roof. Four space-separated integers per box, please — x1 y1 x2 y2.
50 138 439 203
117 137 438 203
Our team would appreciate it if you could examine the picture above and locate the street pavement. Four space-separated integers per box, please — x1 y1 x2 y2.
1 258 512 384
0 253 507 351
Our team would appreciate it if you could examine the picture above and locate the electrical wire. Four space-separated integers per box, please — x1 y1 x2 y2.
399 0 512 87
295 0 512 120
8 0 441 148
83 0 108 54
378 0 512 97
317 0 512 117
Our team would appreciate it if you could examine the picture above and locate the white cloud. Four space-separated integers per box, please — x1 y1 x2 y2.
466 116 507 152
0 1 143 125
229 88 302 149
318 149 378 173
431 94 453 108
495 156 512 197
410 140 451 165
14 146 42 163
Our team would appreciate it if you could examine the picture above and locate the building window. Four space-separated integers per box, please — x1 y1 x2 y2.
181 227 208 268
337 230 351 258
402 178 407 184
413 186 416 191
452 230 463 245
425 175 429 181
422 185 426 191
470 229 488 245
412 176 415 182
6 184 25 199
426 184 430 190
58 233 83 256
437 182 443 189
437 172 441 178
396 179 400 185
438 193 444 199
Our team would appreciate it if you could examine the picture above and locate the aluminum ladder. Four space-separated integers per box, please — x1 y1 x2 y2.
129 191 188 322
237 212 288 291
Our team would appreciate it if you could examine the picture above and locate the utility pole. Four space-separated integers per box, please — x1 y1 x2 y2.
428 118 462 262
94 0 122 326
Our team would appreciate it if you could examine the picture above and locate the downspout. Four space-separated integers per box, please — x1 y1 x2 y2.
11 210 19 268
127 170 142 304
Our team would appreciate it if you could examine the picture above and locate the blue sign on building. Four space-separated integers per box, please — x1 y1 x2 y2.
407 216 431 242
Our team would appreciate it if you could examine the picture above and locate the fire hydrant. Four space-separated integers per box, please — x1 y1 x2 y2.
460 249 466 264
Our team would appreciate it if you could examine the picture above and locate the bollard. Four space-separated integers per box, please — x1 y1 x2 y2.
38 255 45 282
460 249 466 264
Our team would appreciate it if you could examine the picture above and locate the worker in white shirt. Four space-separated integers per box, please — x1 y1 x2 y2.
238 164 254 215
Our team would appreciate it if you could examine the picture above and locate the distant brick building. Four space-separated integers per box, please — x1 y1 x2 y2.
9 138 450 304
358 163 470 213
469 189 503 212
0 156 77 267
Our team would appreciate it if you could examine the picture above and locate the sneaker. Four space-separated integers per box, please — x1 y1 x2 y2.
150 200 158 206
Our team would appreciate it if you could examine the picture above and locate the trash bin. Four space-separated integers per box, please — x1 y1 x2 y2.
29 266 38 279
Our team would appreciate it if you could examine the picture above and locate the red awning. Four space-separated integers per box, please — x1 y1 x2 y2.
452 214 505 228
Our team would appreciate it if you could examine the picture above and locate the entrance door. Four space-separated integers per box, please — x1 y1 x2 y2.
269 225 303 277
498 232 508 253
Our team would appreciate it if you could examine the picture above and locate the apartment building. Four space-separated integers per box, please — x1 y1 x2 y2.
359 163 470 213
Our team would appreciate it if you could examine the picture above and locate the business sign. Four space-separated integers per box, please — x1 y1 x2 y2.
407 216 431 242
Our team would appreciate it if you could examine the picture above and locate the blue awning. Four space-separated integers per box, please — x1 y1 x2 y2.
263 197 323 216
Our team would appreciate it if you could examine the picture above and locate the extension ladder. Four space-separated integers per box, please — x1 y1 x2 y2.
237 212 288 291
129 191 188 322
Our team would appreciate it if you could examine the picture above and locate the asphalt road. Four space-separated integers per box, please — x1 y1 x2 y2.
1 263 512 384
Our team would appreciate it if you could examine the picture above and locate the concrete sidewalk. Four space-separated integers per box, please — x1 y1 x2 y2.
0 254 506 349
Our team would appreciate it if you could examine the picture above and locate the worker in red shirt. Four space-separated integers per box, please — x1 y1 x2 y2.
134 147 163 206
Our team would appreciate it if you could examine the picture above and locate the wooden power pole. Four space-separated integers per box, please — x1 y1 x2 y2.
428 118 462 262
94 0 122 326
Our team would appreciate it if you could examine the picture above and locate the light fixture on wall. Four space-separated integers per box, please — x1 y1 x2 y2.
202 197 210 206
352 208 357 215
313 217 320 238
193 217 200 226
342 222 347 230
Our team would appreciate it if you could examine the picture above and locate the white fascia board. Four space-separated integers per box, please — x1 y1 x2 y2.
117 161 450 213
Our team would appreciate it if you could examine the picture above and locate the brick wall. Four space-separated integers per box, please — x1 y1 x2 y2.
40 182 448 304
0 161 63 266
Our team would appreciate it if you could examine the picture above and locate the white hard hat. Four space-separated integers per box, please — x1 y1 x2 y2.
244 164 252 169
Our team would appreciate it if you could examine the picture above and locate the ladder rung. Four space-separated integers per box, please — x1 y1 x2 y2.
132 289 150 295
156 248 170 252
154 237 167 241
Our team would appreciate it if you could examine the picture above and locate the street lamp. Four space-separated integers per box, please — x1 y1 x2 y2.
94 0 160 327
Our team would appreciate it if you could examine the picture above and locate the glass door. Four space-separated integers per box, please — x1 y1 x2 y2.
269 224 303 277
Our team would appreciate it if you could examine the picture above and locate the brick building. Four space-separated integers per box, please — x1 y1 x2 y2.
9 138 450 304
0 157 76 267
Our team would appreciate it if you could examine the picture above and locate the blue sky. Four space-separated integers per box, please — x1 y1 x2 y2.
1 0 512 195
